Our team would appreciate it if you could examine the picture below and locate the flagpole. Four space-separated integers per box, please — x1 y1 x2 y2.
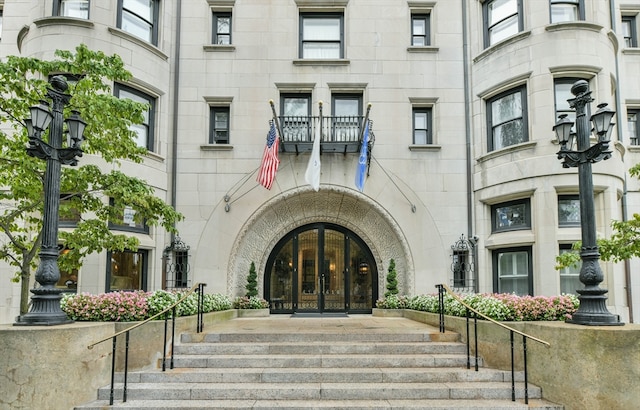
318 100 323 146
269 99 285 149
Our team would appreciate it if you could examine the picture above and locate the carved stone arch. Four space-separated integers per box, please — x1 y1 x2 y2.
227 184 413 297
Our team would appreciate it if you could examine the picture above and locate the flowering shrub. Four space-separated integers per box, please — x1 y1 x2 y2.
61 291 151 322
376 292 579 322
61 290 232 322
233 296 270 309
375 294 410 309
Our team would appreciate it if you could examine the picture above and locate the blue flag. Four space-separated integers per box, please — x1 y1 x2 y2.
355 120 370 192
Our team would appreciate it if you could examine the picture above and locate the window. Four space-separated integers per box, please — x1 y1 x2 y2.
118 0 159 45
59 194 82 227
0 8 3 40
411 14 430 46
209 107 230 144
54 0 90 19
299 13 344 59
413 108 432 145
483 0 522 47
491 198 531 232
173 249 189 288
559 244 581 294
550 0 584 23
487 86 527 151
628 109 640 145
281 94 311 142
622 16 638 48
558 195 580 226
108 198 149 233
56 247 79 292
554 78 581 131
332 94 362 142
107 249 148 292
212 12 231 44
493 247 532 296
115 84 155 151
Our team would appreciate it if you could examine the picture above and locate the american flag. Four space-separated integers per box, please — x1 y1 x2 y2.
257 121 280 190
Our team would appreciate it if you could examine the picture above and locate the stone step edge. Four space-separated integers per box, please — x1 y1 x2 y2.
75 398 563 409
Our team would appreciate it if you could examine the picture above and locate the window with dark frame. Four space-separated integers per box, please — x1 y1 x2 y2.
558 195 580 226
0 8 3 40
115 83 155 151
411 14 430 46
622 16 638 48
281 94 311 142
59 194 82 227
487 85 528 151
550 0 584 23
493 246 533 296
412 107 432 145
554 78 582 134
628 109 640 145
332 94 362 142
107 249 148 292
483 0 522 48
117 0 159 45
56 247 79 292
54 0 90 19
108 198 149 234
559 244 581 294
299 13 344 59
491 198 531 232
212 11 231 45
209 106 230 144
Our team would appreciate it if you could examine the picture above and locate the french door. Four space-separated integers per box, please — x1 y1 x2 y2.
266 223 377 313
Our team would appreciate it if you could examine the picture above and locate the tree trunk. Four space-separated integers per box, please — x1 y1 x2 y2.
20 268 30 315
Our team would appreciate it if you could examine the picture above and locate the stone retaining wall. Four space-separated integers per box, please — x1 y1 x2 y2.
376 309 640 410
0 310 236 410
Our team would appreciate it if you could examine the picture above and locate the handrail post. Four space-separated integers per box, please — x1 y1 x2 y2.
123 330 130 403
197 283 206 333
171 306 176 370
473 313 478 372
510 330 515 402
109 336 116 406
523 335 529 404
436 284 445 333
465 307 470 370
162 314 168 372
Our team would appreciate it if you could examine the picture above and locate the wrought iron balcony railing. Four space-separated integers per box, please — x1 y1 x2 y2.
279 115 372 154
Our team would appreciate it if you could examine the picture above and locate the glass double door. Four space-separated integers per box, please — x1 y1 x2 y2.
266 223 376 313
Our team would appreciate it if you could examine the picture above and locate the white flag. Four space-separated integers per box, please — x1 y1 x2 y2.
305 123 321 191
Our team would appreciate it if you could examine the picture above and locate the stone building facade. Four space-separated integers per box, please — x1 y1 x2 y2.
0 0 638 323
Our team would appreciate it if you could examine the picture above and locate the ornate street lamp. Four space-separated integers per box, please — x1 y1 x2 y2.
15 75 85 326
554 79 622 326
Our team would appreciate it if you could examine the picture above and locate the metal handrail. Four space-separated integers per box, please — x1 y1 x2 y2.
436 283 549 405
86 282 207 405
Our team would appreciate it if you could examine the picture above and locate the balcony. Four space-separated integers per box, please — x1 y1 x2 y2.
279 115 373 155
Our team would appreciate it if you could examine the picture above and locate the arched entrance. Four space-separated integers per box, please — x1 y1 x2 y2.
264 223 378 313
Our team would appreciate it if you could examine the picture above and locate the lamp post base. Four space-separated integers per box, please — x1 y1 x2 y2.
567 289 624 326
14 288 73 326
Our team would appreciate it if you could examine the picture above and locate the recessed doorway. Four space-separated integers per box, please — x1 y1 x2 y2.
265 223 377 313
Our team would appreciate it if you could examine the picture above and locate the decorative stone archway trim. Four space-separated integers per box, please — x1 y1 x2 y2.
227 184 414 298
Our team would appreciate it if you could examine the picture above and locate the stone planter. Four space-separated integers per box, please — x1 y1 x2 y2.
372 308 404 317
237 308 270 318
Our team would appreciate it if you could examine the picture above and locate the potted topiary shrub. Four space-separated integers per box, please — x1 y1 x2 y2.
373 258 405 317
234 261 270 317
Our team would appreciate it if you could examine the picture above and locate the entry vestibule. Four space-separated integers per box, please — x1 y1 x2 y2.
265 223 378 313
